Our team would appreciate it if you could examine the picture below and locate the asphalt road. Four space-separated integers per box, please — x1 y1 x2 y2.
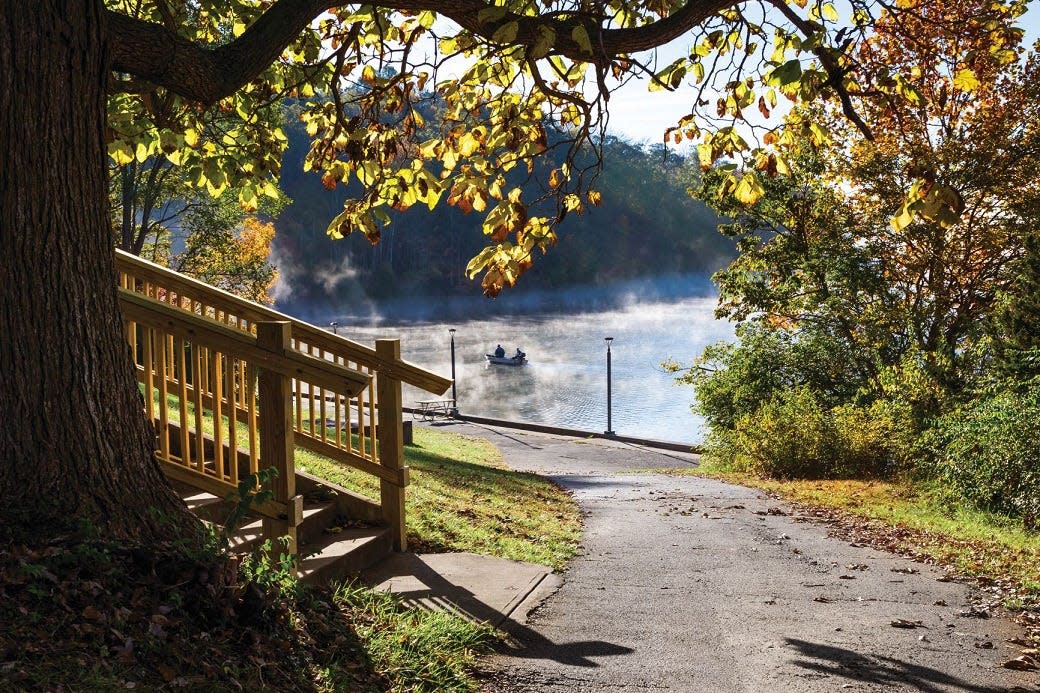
436 421 1038 693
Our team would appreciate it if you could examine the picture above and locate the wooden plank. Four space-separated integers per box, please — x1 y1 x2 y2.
211 350 225 483
176 337 191 470
192 345 205 472
295 434 406 486
257 322 297 559
376 339 407 552
158 460 300 523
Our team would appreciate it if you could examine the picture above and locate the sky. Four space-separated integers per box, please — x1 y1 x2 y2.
601 7 1040 145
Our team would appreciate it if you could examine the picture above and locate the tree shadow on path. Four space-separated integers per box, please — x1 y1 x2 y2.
785 638 1011 692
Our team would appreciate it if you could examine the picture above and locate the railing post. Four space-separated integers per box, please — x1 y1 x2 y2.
256 321 299 560
376 339 407 551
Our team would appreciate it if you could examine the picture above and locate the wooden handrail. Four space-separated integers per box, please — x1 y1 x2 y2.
120 291 370 396
116 249 451 396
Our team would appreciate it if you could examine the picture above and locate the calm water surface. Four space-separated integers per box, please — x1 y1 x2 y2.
333 297 732 444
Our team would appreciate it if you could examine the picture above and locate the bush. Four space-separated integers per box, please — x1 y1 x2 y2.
831 399 920 478
702 388 919 480
931 382 1040 526
702 387 833 478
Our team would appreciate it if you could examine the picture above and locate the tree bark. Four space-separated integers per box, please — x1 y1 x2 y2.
0 1 200 544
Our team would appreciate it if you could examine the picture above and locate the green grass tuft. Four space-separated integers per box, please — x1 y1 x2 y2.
332 582 497 692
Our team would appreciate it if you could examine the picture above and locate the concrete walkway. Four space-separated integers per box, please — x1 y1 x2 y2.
416 420 1036 693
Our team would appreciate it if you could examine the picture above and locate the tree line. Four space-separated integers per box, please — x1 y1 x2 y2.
273 116 732 311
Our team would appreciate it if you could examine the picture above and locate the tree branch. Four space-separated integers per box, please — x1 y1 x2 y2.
108 0 741 104
765 0 873 140
108 0 335 105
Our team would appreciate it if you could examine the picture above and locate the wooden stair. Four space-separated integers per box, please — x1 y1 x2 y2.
174 472 394 585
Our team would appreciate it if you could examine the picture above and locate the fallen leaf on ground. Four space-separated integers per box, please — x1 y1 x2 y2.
891 567 919 574
1002 656 1038 671
959 606 991 619
891 619 926 629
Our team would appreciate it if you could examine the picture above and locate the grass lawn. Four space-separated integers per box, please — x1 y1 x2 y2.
299 426 582 571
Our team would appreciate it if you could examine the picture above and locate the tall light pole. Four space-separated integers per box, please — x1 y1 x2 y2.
604 337 615 436
329 321 338 335
449 328 458 416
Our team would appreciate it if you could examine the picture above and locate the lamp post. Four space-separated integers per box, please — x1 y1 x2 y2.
329 321 338 335
449 328 458 416
604 336 615 436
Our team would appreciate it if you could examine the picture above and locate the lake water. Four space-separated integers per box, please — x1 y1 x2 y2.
326 291 733 444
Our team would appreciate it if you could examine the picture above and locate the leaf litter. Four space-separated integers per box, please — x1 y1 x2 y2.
0 538 393 691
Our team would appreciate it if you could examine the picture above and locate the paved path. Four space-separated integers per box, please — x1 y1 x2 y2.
435 421 1036 693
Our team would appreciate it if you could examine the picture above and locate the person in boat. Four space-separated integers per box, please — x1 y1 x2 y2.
514 347 525 360
494 344 505 358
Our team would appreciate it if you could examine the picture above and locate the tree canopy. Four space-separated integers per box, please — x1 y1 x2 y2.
105 0 1023 296
671 0 1040 502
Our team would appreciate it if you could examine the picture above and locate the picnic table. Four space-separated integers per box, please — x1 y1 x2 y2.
414 399 455 421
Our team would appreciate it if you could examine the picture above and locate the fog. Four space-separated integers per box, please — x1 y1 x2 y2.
308 276 732 444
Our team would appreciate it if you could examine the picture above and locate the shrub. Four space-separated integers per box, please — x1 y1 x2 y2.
931 382 1040 527
686 323 864 431
703 386 835 478
830 399 920 479
702 388 920 480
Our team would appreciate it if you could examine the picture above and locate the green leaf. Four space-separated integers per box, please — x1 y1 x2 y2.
766 60 802 87
492 21 519 44
571 25 593 54
530 25 555 60
477 6 508 24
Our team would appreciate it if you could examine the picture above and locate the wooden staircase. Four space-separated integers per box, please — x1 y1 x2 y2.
177 471 395 584
115 249 452 585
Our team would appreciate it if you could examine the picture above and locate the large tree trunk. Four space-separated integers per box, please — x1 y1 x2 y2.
0 2 200 543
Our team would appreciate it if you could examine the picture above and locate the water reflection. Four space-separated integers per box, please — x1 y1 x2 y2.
333 297 732 444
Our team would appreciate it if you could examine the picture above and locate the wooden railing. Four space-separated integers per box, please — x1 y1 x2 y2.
116 250 452 553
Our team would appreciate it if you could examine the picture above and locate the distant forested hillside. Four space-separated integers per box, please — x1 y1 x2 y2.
272 111 732 314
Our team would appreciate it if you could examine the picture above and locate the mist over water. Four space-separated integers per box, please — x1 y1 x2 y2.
322 281 733 444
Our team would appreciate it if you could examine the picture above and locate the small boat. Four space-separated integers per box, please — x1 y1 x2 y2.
485 353 528 366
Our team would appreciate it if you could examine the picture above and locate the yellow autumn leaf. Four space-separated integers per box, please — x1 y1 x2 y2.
953 68 980 92
733 172 764 205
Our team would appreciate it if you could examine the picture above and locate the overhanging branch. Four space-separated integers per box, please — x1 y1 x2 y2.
108 0 743 104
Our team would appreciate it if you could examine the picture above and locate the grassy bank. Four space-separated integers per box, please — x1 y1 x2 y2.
299 426 582 571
